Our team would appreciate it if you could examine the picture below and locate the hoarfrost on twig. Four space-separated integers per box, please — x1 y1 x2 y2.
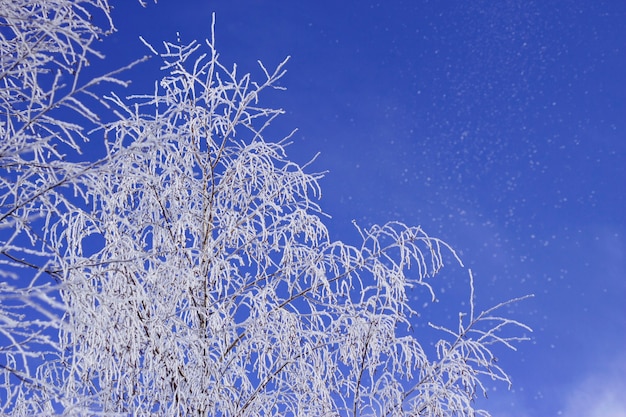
0 2 532 416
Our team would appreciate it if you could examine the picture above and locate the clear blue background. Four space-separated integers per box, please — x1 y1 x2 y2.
97 1 625 415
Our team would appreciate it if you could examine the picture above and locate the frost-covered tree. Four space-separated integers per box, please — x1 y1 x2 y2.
0 1 532 416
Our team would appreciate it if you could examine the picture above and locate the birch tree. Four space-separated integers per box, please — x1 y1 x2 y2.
0 1 532 416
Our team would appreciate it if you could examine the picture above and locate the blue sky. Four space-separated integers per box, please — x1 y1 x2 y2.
97 1 626 415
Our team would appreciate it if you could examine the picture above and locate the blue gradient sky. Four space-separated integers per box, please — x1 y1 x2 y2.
99 1 625 415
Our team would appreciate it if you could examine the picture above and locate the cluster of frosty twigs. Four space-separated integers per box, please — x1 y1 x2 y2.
1 1 532 416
